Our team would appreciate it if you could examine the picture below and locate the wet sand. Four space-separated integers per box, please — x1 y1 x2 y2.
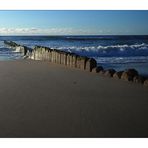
0 59 148 137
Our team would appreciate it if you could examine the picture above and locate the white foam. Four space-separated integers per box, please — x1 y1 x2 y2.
49 43 148 53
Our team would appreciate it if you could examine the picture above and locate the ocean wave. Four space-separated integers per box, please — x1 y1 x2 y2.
95 56 148 64
96 43 148 50
56 43 148 51
54 43 148 57
0 41 4 48
65 35 148 41
65 36 116 41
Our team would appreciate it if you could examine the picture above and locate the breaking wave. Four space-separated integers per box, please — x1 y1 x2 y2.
55 43 148 57
95 56 148 64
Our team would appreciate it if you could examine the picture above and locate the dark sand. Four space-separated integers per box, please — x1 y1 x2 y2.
0 60 148 137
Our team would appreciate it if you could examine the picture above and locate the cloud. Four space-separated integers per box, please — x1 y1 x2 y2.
0 27 43 35
0 27 105 35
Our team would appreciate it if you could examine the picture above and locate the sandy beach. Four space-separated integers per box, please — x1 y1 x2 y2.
0 59 148 137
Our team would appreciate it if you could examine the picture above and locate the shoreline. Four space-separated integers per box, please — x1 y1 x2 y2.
3 41 148 86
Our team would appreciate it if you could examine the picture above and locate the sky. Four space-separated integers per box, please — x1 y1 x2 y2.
0 10 148 35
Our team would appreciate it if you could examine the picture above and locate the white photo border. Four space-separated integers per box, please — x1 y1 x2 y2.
0 0 148 147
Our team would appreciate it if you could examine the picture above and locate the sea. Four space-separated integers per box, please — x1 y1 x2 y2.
0 35 148 76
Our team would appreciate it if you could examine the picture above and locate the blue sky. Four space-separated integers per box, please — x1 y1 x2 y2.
0 10 148 35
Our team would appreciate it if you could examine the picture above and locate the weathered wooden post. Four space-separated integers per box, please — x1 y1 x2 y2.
71 54 77 68
67 53 72 66
85 58 97 72
48 49 52 62
63 52 67 65
52 50 56 63
69 53 73 67
60 51 64 65
76 56 87 70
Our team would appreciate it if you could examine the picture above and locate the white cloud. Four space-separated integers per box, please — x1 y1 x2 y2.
0 27 104 35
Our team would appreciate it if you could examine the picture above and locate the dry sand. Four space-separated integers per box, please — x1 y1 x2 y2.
0 59 148 137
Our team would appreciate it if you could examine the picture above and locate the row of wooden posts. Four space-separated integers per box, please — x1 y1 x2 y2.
3 40 148 86
4 41 97 72
27 46 97 72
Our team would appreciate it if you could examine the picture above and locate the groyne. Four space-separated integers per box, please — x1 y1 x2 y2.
4 40 32 56
30 46 97 72
4 41 97 72
4 40 148 87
